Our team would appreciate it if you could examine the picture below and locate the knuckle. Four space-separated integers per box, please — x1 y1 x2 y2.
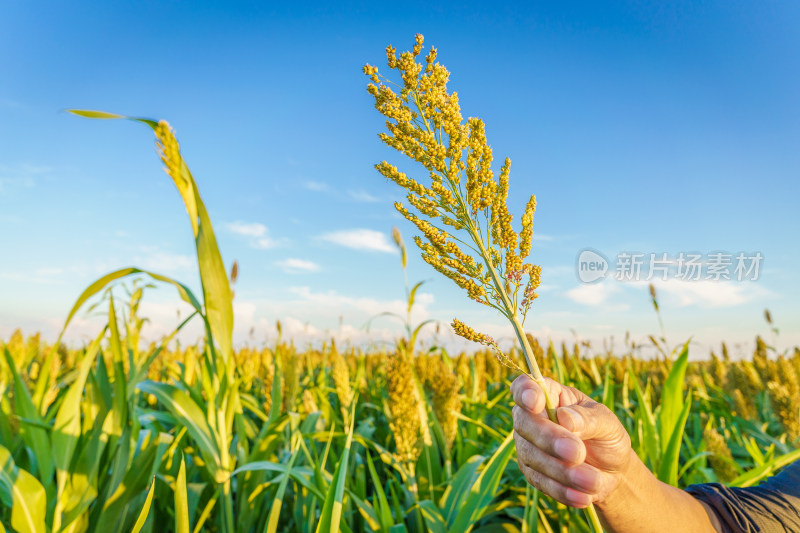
515 435 536 465
526 468 570 505
526 467 546 491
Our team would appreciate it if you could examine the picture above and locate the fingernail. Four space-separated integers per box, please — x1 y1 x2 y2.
521 389 535 409
554 438 580 463
564 488 592 508
570 465 598 493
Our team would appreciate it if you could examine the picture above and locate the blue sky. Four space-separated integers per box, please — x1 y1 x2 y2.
1 1 798 357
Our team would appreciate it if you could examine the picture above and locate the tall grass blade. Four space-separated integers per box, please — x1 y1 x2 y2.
2 348 54 492
315 402 357 533
176 456 191 533
264 440 302 533
130 477 156 533
658 342 690 455
137 380 222 480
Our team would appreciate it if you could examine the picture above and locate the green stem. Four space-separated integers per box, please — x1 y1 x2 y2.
466 213 605 533
586 503 603 533
465 218 558 416
222 479 235 532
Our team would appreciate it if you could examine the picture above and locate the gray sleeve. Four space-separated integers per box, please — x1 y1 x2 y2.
685 460 800 533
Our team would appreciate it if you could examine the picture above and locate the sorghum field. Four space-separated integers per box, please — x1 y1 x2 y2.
2 36 799 533
3 327 800 533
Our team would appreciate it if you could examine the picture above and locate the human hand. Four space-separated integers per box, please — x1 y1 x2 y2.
511 376 633 508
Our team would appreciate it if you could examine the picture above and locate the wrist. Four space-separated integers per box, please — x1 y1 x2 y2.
595 448 648 516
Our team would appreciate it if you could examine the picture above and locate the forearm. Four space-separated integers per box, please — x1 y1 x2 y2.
596 449 720 533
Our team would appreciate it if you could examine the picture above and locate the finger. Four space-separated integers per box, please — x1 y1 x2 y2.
511 376 545 414
556 401 624 442
511 376 563 415
513 405 587 464
518 461 594 509
515 431 601 495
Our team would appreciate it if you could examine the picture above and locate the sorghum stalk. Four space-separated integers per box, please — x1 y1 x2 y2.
365 34 602 532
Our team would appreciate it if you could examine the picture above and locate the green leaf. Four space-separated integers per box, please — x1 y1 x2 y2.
2 348 54 491
418 500 447 533
176 456 191 533
365 450 393 531
448 432 515 532
67 109 125 119
0 445 46 533
731 447 800 488
657 341 689 456
601 365 614 411
130 477 156 533
96 432 167 531
192 190 235 367
229 461 324 501
632 371 658 468
408 281 425 313
137 381 222 480
442 455 484 523
657 391 692 486
315 402 357 533
472 524 521 533
347 490 382 531
52 328 103 501
36 266 205 411
264 441 302 533
60 268 204 335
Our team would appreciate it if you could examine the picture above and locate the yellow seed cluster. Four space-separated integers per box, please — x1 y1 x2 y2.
519 195 536 259
448 319 487 346
451 319 529 378
301 389 319 414
429 358 461 451
766 356 800 440
331 345 354 424
727 361 762 419
703 425 738 482
386 352 422 464
365 34 541 322
154 121 182 183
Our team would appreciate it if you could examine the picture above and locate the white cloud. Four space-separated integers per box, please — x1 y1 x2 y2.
533 233 554 241
287 286 433 324
227 221 268 237
0 271 62 285
281 316 323 337
223 290 437 349
134 249 194 273
303 181 329 192
0 164 49 193
348 189 380 202
319 229 397 254
565 282 622 307
276 258 321 273
643 279 772 308
35 267 62 276
258 315 398 347
226 221 280 249
253 237 278 250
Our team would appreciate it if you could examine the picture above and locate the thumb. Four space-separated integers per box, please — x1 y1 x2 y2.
557 402 618 441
